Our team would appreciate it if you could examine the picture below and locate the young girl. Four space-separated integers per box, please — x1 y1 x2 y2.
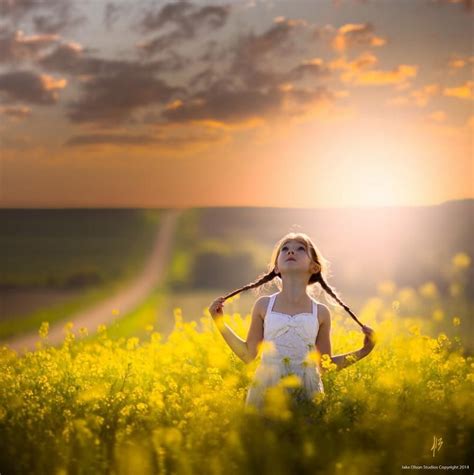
208 232 376 411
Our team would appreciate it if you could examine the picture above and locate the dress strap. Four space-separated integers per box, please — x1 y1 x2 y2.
268 292 278 313
312 298 319 322
267 293 277 316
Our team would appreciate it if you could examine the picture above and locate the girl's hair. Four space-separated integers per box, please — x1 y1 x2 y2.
222 232 365 328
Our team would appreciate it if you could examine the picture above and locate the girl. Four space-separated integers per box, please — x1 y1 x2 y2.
208 232 376 411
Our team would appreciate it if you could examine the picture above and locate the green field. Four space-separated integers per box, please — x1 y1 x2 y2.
0 210 162 340
0 209 162 288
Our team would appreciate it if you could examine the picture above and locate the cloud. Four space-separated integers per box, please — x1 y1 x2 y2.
135 1 231 55
162 88 282 123
0 70 67 105
0 104 31 120
103 2 133 31
65 70 183 126
316 22 387 53
329 52 418 86
152 15 338 126
38 41 184 75
426 110 447 122
0 0 86 34
0 27 60 63
443 80 474 99
159 18 339 125
64 133 164 147
385 83 440 107
410 83 441 107
286 58 332 81
431 0 473 12
447 55 474 69
63 126 225 149
215 18 316 86
161 81 337 126
222 17 309 89
35 41 187 126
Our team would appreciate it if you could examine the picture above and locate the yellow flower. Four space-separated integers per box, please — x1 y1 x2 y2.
279 374 302 388
126 337 139 350
449 283 462 297
452 252 471 269
263 386 292 421
432 310 444 322
377 280 396 296
419 282 438 299
38 322 49 339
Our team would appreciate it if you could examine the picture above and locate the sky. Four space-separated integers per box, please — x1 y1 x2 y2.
0 0 472 208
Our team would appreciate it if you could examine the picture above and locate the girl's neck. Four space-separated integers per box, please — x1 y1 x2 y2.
279 281 309 304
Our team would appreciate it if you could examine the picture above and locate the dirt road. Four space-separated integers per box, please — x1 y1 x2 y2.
1 208 184 355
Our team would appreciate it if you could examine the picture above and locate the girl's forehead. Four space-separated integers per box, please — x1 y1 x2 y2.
281 239 307 247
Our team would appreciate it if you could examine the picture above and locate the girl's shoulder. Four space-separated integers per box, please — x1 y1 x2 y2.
316 303 331 325
254 294 273 320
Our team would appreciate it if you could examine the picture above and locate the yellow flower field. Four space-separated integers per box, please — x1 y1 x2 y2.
1 289 473 474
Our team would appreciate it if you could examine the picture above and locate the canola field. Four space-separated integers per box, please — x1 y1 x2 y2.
1 275 473 474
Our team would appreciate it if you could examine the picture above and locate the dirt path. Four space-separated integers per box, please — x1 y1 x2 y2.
2 208 184 355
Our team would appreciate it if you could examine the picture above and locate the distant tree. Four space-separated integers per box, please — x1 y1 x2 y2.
191 250 257 289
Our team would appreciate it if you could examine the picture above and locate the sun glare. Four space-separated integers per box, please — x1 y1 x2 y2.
302 117 426 207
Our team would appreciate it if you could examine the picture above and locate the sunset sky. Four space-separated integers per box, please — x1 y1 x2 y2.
0 0 472 208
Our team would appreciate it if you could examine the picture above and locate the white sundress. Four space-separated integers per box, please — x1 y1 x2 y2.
245 292 325 411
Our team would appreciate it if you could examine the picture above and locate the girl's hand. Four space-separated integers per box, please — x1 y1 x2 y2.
208 296 226 320
361 325 376 352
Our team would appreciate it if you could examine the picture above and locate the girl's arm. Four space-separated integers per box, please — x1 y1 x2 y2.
330 345 372 371
208 296 264 364
315 304 376 373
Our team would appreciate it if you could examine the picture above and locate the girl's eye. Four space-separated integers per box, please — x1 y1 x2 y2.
282 245 306 251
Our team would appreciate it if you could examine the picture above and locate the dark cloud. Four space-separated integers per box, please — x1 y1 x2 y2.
431 0 473 11
34 39 186 128
140 2 229 32
0 0 38 20
64 133 163 147
234 19 303 61
136 1 231 56
223 18 309 90
0 0 86 34
38 42 185 75
63 128 224 147
287 59 331 81
163 87 281 123
104 2 122 30
160 17 334 124
0 70 64 104
187 18 309 92
0 26 59 63
66 70 183 127
0 6 338 130
162 81 334 124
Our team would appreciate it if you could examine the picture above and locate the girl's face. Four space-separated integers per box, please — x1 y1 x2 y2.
276 239 319 275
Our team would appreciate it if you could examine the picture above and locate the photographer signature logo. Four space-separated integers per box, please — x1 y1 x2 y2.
431 435 443 457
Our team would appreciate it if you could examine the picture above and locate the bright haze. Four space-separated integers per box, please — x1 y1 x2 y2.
0 0 472 208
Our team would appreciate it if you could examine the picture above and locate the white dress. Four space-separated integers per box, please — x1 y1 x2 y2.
245 292 325 411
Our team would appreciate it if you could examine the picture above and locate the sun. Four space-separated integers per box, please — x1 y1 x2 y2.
298 115 427 207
